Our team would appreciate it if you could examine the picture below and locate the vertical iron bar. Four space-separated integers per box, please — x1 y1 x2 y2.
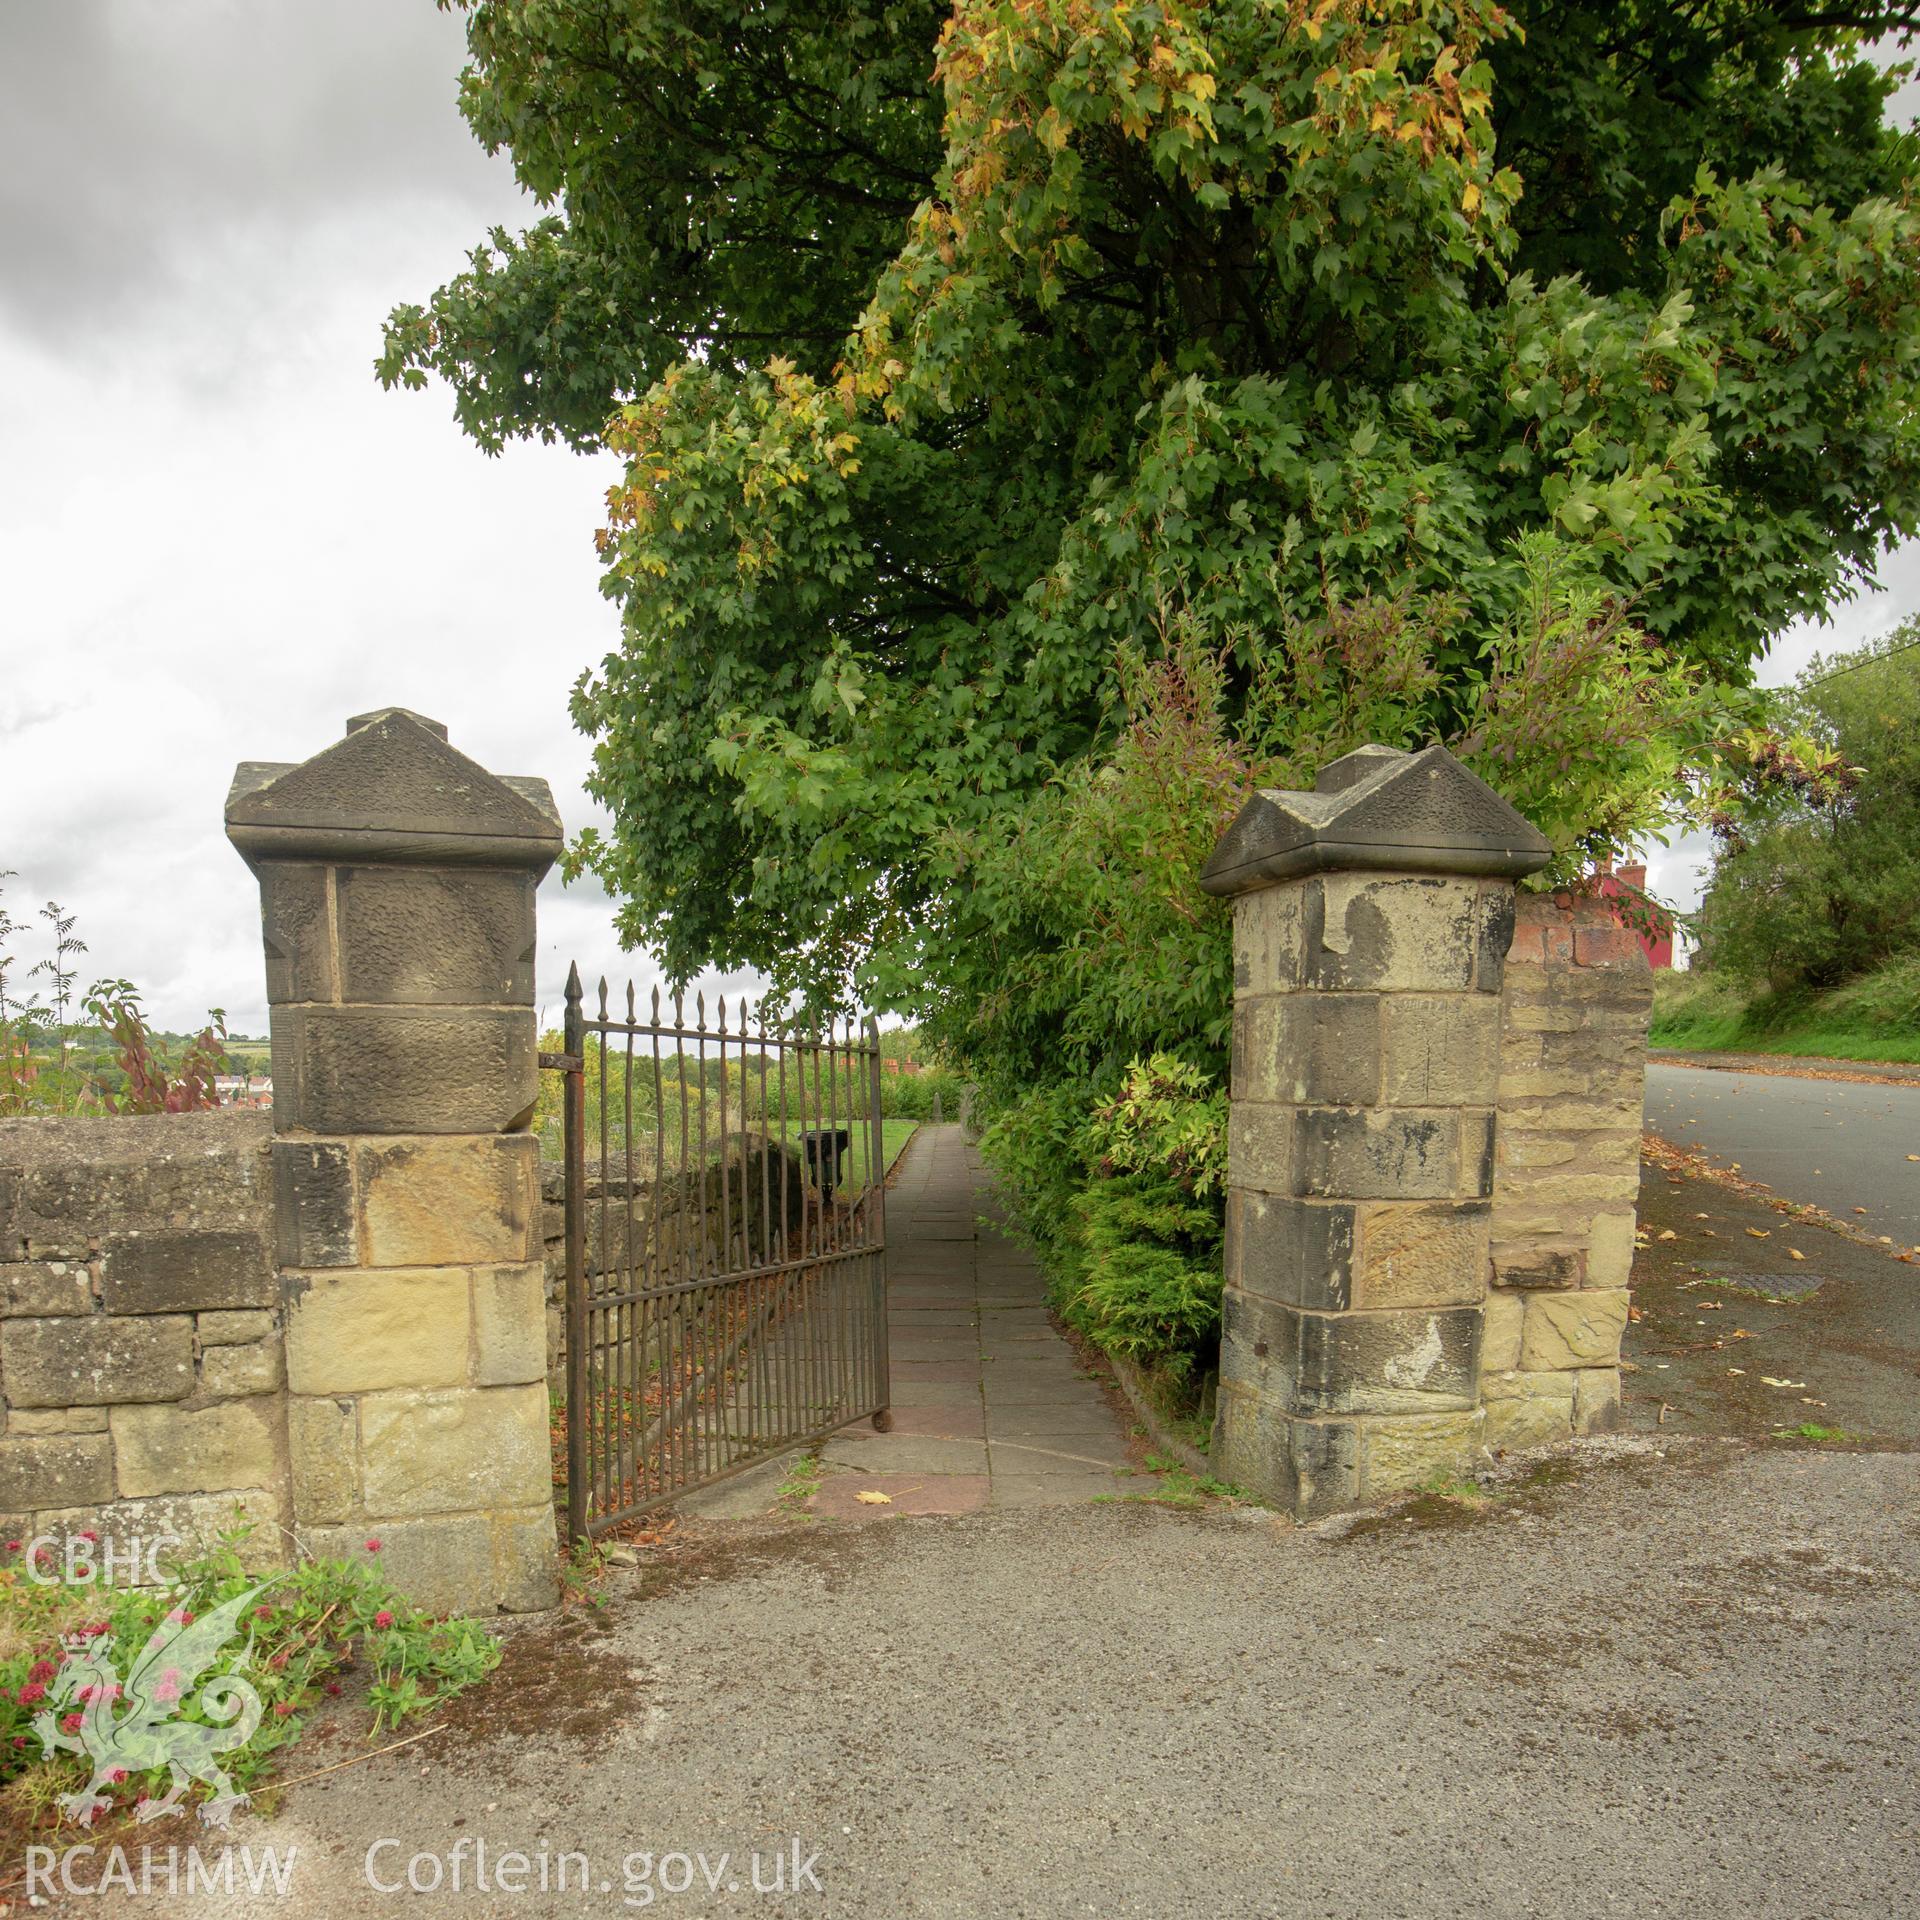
596 979 610 1521
623 987 637 1522
867 1014 890 1425
562 964 589 1543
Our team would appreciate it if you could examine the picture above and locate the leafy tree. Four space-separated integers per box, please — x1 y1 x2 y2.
389 4 1920 1365
388 1 1920 1006
1699 619 1920 990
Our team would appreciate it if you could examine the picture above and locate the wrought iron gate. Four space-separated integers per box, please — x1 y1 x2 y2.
541 965 891 1541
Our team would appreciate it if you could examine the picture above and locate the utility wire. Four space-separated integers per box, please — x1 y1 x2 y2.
1807 629 1920 683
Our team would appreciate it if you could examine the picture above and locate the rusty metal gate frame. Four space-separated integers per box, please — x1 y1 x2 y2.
541 964 891 1542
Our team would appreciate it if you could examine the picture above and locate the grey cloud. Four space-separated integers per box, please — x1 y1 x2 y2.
0 0 515 345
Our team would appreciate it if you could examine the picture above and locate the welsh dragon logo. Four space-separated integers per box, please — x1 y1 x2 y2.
32 1583 267 1828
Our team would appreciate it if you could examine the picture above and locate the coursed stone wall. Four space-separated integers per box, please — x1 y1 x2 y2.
1482 892 1651 1447
0 1111 291 1565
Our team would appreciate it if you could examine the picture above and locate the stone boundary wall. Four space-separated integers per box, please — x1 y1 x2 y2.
0 1111 291 1564
1483 892 1652 1448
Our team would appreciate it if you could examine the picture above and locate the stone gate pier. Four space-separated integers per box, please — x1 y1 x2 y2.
1202 744 1642 1518
226 708 561 1610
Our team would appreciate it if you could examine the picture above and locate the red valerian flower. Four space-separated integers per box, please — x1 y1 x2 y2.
324 1682 343 1696
272 1702 295 1719
27 1659 55 1683
364 1538 383 1554
16 1683 45 1706
373 1610 394 1630
60 1712 83 1734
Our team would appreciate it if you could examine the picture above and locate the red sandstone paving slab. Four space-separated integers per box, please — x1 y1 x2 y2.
889 1359 981 1383
988 1471 1137 1510
889 1379 986 1407
880 1402 987 1438
988 1434 1132 1472
809 1472 990 1520
823 1432 991 1475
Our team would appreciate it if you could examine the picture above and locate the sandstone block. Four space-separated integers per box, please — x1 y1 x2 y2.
257 861 335 1005
274 1140 357 1268
336 865 536 1006
1233 995 1379 1107
1228 1191 1352 1312
98 1230 272 1314
1573 1366 1624 1434
110 1399 280 1498
2 1260 92 1317
1227 1104 1295 1198
1484 1390 1574 1452
358 1134 538 1268
38 1489 288 1571
1303 874 1491 994
1520 1289 1631 1371
302 1513 495 1615
472 1264 548 1387
201 1339 284 1398
2 1315 194 1407
6 1407 107 1435
1379 995 1501 1106
1587 1211 1639 1289
1223 1295 1481 1414
1296 1107 1491 1201
199 1309 274 1346
1481 1288 1524 1372
284 1268 472 1394
491 1504 560 1610
1361 1408 1485 1496
358 1384 550 1517
1490 1241 1585 1290
271 1005 536 1135
1351 1200 1489 1310
1212 1388 1362 1521
287 1395 358 1525
1233 883 1305 993
0 1433 114 1510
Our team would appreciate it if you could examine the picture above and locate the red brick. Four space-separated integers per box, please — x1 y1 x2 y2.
1573 926 1645 969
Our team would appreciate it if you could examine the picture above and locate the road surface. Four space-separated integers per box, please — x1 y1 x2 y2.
1645 1062 1920 1251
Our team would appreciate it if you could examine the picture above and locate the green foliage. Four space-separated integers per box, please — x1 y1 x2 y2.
0 882 230 1117
396 1 1920 1365
1650 955 1920 1064
0 1525 501 1820
877 1067 964 1121
1698 619 1920 993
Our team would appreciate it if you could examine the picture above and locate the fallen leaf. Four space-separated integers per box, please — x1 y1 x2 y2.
1695 1212 1711 1220
1908 1155 1919 1163
1728 1367 1746 1376
1760 1376 1807 1390
1745 1227 1770 1239
1787 1248 1805 1260
853 1490 893 1506
1853 1207 1868 1215
1657 1229 1677 1241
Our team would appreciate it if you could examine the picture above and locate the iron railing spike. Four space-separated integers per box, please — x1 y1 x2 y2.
597 976 609 1018
626 980 636 1020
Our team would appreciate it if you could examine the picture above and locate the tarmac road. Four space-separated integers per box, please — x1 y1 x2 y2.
1645 1062 1920 1252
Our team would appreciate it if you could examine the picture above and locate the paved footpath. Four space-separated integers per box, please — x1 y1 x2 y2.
804 1123 1149 1517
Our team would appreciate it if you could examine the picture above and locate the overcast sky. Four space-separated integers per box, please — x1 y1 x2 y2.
1 6 1916 1035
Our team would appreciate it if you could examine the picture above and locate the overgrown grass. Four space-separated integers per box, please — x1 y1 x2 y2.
1650 958 1920 1064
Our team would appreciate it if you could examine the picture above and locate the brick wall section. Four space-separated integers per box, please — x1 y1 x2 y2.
1484 893 1652 1446
0 1111 291 1563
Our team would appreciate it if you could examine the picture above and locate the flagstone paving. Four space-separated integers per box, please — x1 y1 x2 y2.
809 1123 1152 1516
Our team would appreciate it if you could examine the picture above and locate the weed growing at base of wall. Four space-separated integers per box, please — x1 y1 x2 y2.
0 1524 501 1830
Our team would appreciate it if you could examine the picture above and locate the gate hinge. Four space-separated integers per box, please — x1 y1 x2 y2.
539 1051 584 1072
